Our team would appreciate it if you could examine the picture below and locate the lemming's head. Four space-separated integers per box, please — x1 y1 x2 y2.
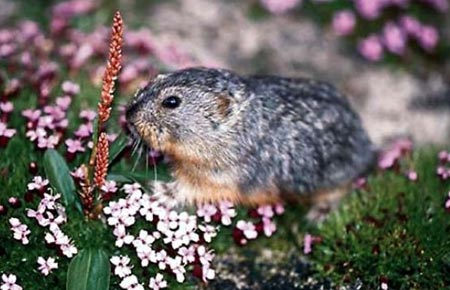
126 67 245 153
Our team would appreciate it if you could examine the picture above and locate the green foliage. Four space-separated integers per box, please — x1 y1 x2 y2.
67 248 111 290
43 149 81 213
311 149 450 289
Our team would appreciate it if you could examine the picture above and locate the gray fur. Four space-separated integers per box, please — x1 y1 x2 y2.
126 67 375 198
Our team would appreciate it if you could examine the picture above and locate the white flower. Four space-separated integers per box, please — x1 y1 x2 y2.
119 275 144 290
132 230 155 248
1 274 22 290
149 273 167 290
178 246 196 264
198 224 218 243
122 183 142 195
218 201 236 225
197 245 214 266
236 220 258 239
37 256 58 276
110 256 132 278
27 176 49 191
202 265 216 282
9 218 30 245
168 256 186 283
196 204 217 223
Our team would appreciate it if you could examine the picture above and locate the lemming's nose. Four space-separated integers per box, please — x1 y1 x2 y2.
125 99 143 123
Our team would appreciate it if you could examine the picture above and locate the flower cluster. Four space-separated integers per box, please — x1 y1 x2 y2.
259 0 447 62
334 0 446 61
22 81 79 150
103 183 221 288
378 138 418 180
0 93 16 147
437 150 450 212
1 274 22 290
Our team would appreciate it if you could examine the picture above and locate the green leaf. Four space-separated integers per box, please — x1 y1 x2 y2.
109 133 129 163
44 149 78 208
106 173 134 183
67 248 110 290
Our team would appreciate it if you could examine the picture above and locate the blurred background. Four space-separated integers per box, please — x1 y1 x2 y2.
1 0 449 145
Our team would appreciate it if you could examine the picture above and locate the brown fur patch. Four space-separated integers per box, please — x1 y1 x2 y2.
217 95 231 118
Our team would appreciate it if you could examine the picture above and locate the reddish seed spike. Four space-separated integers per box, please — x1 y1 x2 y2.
94 132 109 188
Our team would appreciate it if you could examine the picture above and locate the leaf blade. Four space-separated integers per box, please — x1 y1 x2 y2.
43 149 77 208
66 248 111 290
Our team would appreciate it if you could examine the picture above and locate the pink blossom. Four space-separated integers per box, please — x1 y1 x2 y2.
198 224 218 243
70 166 86 180
332 10 356 36
79 109 96 121
27 176 49 191
52 0 95 19
37 115 56 129
236 220 258 239
358 34 384 61
400 15 422 37
22 109 41 122
110 256 133 278
274 203 285 215
56 96 72 110
61 80 80 95
0 122 16 138
1 274 22 290
417 25 439 52
9 217 30 245
218 200 236 225
0 102 13 114
37 135 60 149
123 183 142 195
119 275 144 290
406 170 418 181
382 22 407 55
26 128 47 142
262 217 277 237
257 205 274 218
65 138 85 153
149 274 168 290
260 0 301 15
37 257 58 276
355 0 383 20
178 246 196 264
303 233 312 254
197 204 217 223
74 123 93 138
101 180 118 193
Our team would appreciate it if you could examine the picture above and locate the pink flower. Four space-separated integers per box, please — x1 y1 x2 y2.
198 224 218 243
218 200 236 225
274 203 285 215
355 0 383 19
262 217 277 237
37 257 58 276
119 275 144 290
1 274 22 290
61 80 80 96
56 96 72 110
400 15 422 37
65 138 85 153
37 135 60 149
0 102 13 114
358 34 384 61
303 233 312 254
110 256 133 278
9 217 30 245
74 123 93 138
178 246 196 264
26 128 47 142
406 170 418 181
27 176 49 191
236 220 258 239
260 0 301 15
101 180 118 193
22 109 41 122
149 273 167 290
382 22 407 55
417 25 439 52
0 122 16 138
70 166 86 180
257 205 274 218
196 204 217 223
79 109 96 121
332 10 356 36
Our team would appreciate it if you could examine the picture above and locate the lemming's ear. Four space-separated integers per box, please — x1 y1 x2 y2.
217 94 232 118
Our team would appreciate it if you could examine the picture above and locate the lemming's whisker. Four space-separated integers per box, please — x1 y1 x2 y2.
132 142 143 171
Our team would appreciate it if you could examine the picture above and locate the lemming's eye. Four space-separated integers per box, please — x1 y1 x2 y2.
162 96 181 109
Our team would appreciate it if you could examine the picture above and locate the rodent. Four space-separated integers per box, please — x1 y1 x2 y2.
126 67 375 213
